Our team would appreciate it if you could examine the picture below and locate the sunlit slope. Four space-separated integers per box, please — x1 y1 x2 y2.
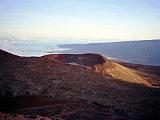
1 49 160 119
44 53 159 87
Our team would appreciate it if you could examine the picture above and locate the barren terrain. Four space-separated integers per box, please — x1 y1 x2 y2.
0 49 160 120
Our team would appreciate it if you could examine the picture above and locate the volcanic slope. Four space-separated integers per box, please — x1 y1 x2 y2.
43 53 160 87
0 49 160 120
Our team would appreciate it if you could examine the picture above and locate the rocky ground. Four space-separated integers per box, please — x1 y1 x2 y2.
0 49 160 120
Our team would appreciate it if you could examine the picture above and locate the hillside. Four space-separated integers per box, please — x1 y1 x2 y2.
0 49 160 120
43 53 160 87
0 49 20 63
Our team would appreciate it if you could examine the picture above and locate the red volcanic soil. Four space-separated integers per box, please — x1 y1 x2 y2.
0 49 160 120
43 53 107 66
43 53 160 87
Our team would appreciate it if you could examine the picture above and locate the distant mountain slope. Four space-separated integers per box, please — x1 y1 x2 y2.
0 49 160 120
59 40 160 66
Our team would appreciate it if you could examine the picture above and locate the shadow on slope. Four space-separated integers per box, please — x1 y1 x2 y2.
0 49 160 120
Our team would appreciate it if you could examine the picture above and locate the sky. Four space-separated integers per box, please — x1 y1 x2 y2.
0 0 160 41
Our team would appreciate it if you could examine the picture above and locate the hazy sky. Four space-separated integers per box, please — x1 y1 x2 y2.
0 0 160 40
